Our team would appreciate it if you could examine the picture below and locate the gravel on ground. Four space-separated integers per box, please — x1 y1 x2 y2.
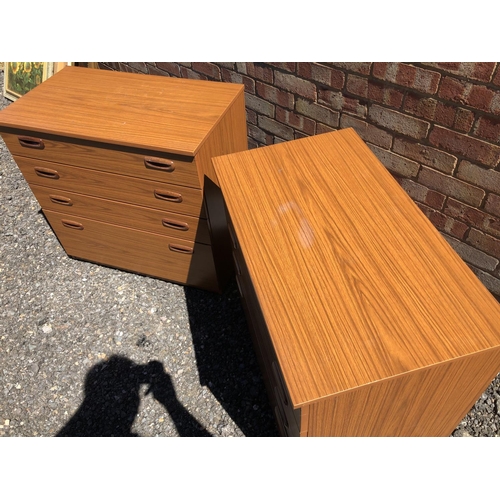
0 70 499 437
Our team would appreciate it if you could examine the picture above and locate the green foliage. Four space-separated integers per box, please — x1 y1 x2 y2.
7 62 44 97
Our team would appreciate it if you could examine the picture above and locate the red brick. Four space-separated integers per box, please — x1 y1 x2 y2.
468 266 500 299
274 71 316 100
117 63 137 73
330 62 372 75
423 62 497 82
453 108 475 133
316 123 337 135
368 144 420 177
492 92 500 115
404 94 459 128
440 77 500 115
346 75 403 108
318 89 344 110
418 166 486 206
438 77 468 102
192 62 221 80
248 123 267 143
435 102 459 128
276 106 316 135
318 89 367 117
367 81 404 108
457 160 500 194
416 203 469 239
268 62 296 72
297 63 345 90
220 68 255 93
373 63 441 94
393 137 457 174
442 234 499 271
444 198 488 227
464 62 496 82
180 67 206 80
155 62 181 77
485 193 500 217
294 131 309 140
473 115 500 142
346 74 368 97
246 108 257 125
422 62 461 73
468 85 495 112
368 104 430 139
240 63 273 83
215 62 235 70
248 138 259 149
258 115 294 141
342 96 367 117
235 62 247 73
493 66 500 86
256 81 294 109
126 62 148 73
404 94 438 120
485 217 500 239
429 126 500 168
340 114 393 149
467 228 500 259
296 98 339 127
398 178 446 209
245 93 275 117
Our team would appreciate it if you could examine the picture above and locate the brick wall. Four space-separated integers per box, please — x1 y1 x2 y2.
98 62 500 300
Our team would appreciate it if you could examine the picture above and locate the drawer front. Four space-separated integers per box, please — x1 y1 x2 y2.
31 185 211 245
1 132 200 188
233 245 302 437
43 210 219 291
15 156 206 218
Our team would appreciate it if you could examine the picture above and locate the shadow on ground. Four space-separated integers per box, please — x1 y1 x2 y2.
57 355 210 437
185 279 278 437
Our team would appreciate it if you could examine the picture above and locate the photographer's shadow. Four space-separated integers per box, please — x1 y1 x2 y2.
57 355 211 437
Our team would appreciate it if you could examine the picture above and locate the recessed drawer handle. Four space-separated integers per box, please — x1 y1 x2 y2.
272 361 289 407
49 195 73 206
34 167 60 179
154 190 183 203
18 136 45 149
233 252 242 275
235 275 244 299
162 218 189 231
168 244 193 255
144 156 175 172
228 223 238 249
61 220 84 230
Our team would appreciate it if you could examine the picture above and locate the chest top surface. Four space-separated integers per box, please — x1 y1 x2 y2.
212 128 500 407
0 66 244 156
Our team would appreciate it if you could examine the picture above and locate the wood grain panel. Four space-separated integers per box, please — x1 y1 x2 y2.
0 132 199 188
30 185 211 244
212 128 500 411
233 238 304 436
0 66 245 155
15 156 206 218
306 347 500 436
43 210 219 291
196 91 249 187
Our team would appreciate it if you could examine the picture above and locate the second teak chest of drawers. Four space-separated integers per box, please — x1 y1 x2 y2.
0 66 248 292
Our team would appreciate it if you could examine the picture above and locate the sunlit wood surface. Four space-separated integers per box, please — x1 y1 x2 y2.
0 66 245 155
213 128 500 435
0 66 248 292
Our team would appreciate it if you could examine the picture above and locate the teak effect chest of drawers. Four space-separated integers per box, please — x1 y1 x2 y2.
0 66 247 292
212 128 500 436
